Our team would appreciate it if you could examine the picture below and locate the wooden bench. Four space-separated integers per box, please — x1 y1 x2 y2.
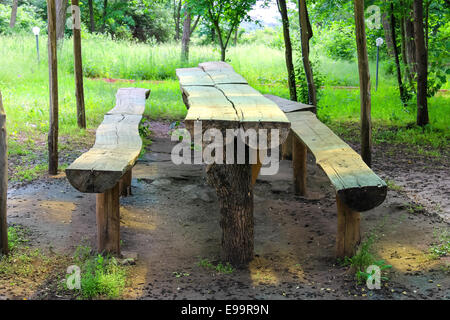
66 87 150 254
266 96 387 258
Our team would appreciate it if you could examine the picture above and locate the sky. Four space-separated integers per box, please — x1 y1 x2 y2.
246 0 297 29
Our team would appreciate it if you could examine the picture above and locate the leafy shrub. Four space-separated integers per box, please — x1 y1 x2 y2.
0 4 45 35
323 21 356 62
295 54 326 105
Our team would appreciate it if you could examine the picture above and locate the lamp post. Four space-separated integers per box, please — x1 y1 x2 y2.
375 37 384 91
32 26 40 63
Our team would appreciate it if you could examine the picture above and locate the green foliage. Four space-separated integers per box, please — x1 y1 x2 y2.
7 225 29 251
0 3 45 35
71 245 128 299
198 258 234 274
342 234 392 285
322 21 356 62
294 54 326 104
429 229 450 259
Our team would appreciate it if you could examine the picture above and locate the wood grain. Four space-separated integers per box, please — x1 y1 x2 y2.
287 111 386 212
0 91 8 254
66 88 149 193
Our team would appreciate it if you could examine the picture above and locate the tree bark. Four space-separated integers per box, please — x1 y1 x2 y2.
354 0 372 167
381 13 394 56
404 8 417 79
400 15 412 84
101 0 108 33
413 0 429 126
72 0 86 129
277 0 297 102
47 0 59 175
9 0 19 28
0 91 8 255
298 0 317 106
88 0 95 32
390 2 406 105
181 9 191 62
174 0 182 41
207 163 254 266
55 0 68 42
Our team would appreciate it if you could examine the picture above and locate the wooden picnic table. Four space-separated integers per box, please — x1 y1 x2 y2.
177 62 290 265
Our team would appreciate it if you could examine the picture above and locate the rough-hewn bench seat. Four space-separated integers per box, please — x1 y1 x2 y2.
66 87 150 254
268 96 387 258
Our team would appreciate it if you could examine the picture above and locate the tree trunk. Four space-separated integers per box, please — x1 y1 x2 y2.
101 0 108 33
55 0 68 42
354 0 372 167
206 163 254 266
277 0 297 102
404 9 417 79
47 0 59 175
181 9 191 62
72 0 86 129
233 26 238 46
390 2 406 105
88 0 95 32
174 0 182 41
9 0 19 28
298 0 316 106
413 0 429 126
400 15 413 84
381 13 394 56
0 91 8 255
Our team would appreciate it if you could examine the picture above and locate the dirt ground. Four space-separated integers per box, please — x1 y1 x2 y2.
1 121 449 300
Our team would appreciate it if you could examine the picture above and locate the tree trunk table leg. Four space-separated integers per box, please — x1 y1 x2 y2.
207 163 254 266
119 169 132 197
96 182 120 254
336 194 361 258
281 131 293 160
292 137 307 196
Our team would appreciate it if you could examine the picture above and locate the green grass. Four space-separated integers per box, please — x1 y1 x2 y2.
198 258 234 274
68 244 129 299
429 229 450 260
342 234 392 285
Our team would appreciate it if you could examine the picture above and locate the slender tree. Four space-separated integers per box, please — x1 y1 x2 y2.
181 6 200 62
389 2 407 105
56 0 69 42
0 91 8 255
72 0 86 129
174 0 183 40
88 0 95 32
413 0 429 126
181 9 192 61
354 0 372 167
10 0 19 28
47 0 59 175
277 0 297 102
298 0 316 106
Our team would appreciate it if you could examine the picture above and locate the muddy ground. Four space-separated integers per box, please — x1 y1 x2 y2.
1 121 449 300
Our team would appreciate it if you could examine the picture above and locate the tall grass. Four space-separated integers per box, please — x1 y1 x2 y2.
0 33 448 158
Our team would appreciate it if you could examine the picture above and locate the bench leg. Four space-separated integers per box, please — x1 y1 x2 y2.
281 131 293 160
119 169 132 197
207 163 254 266
292 137 307 196
96 182 120 254
336 194 361 258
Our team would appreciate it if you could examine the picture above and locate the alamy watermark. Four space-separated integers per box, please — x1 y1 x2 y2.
170 121 281 176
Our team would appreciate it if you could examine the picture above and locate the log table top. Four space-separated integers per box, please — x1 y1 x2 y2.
176 62 290 137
